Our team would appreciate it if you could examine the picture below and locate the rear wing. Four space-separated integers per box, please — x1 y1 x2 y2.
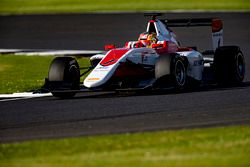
160 18 223 51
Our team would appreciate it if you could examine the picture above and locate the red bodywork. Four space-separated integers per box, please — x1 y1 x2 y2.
100 48 129 66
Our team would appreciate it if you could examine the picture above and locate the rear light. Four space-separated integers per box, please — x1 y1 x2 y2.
212 19 223 32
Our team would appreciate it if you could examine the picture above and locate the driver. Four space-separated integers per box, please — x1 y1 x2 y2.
137 32 157 48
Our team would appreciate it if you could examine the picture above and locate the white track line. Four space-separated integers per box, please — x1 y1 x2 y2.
14 50 103 56
0 49 103 56
0 97 34 102
0 49 24 53
0 92 52 102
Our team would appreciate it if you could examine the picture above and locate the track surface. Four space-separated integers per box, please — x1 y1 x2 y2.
0 12 250 143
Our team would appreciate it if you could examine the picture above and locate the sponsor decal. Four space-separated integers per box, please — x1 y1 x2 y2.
87 78 100 81
193 60 204 66
212 32 223 37
95 66 110 70
94 65 111 72
141 52 149 62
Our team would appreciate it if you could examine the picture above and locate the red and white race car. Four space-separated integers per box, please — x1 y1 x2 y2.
46 13 245 98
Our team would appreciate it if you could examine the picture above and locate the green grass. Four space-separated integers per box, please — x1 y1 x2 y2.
0 125 250 167
0 0 249 14
0 55 89 94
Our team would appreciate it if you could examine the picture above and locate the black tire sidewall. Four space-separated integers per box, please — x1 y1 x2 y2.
171 57 187 89
214 46 245 85
154 54 187 89
48 57 80 98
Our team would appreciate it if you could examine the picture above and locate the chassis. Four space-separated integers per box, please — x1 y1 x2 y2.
45 13 245 98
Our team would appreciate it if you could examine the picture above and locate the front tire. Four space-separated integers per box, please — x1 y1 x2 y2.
48 57 80 98
171 57 187 89
155 55 187 90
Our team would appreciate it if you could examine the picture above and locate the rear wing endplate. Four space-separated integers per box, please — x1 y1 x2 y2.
161 18 223 51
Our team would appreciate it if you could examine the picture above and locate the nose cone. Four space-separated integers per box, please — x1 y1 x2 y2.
83 63 118 88
84 48 130 88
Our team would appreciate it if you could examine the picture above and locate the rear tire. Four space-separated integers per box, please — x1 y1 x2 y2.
48 57 80 98
214 46 245 85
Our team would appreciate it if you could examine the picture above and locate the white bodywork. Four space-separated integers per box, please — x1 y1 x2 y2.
147 20 179 46
177 51 204 81
90 53 105 61
84 48 158 88
212 29 223 51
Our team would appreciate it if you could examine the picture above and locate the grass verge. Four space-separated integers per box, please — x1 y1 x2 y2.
0 0 249 14
0 55 89 94
0 125 250 167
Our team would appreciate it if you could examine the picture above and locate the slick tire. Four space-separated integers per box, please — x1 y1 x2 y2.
155 55 187 90
214 46 245 85
171 57 187 90
48 57 80 98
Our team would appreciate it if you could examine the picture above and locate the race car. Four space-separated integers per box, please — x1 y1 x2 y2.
46 13 245 98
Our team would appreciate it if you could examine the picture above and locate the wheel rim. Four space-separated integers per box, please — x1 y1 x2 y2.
236 53 245 79
175 60 186 86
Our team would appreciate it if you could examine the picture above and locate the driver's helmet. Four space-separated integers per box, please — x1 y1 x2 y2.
138 32 157 47
138 32 150 47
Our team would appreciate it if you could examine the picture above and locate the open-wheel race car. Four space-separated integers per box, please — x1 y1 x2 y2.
46 13 245 98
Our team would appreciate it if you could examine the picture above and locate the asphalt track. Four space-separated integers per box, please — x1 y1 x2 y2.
0 12 250 143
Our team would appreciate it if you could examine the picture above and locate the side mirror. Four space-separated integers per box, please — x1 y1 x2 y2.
104 44 116 50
